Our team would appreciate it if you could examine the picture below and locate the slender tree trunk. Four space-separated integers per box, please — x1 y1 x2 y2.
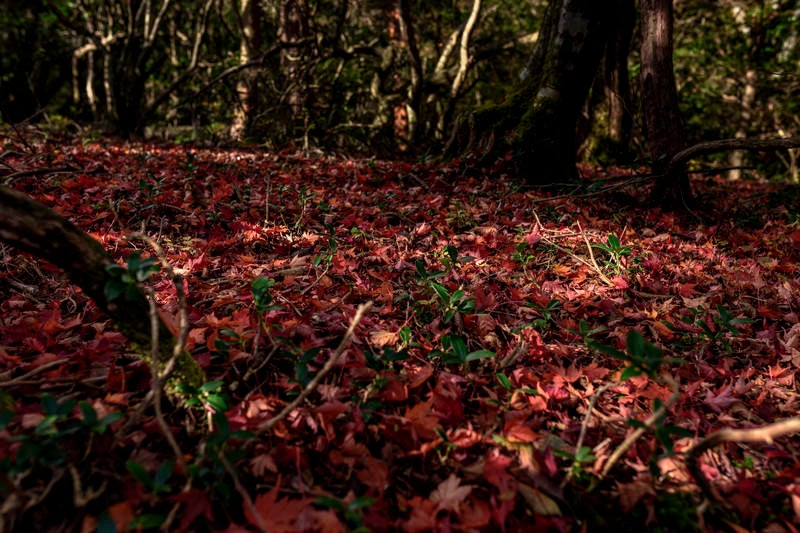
231 0 262 140
397 0 423 145
640 0 688 204
605 0 635 146
280 0 309 121
728 69 757 180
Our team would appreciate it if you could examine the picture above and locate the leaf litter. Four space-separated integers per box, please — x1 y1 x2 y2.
1 137 800 530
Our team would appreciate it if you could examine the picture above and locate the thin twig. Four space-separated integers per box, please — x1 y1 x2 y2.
146 288 188 475
257 302 372 436
530 213 614 287
220 453 268 532
599 374 680 479
562 381 616 488
0 359 66 387
576 221 614 287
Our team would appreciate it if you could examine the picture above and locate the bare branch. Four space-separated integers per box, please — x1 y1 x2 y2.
686 417 800 502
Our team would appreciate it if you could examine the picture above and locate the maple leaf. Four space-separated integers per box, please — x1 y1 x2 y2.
245 481 310 533
404 399 439 440
402 495 438 533
369 329 398 348
430 474 473 513
523 226 541 246
518 483 561 516
703 384 739 412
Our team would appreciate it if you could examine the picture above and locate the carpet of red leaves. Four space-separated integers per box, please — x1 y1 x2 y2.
2 134 800 531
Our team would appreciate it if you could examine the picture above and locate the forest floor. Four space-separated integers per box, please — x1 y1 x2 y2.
2 132 800 532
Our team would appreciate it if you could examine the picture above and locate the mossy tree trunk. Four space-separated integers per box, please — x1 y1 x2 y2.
448 0 613 185
0 185 204 397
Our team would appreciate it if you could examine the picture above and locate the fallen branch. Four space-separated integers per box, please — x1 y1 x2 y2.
685 417 800 503
668 136 800 176
256 302 372 436
599 374 680 479
563 381 615 488
0 186 206 400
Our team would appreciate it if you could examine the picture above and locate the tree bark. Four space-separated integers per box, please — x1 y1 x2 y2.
230 0 262 140
668 136 800 177
728 69 757 180
0 185 204 396
605 0 635 147
280 0 310 121
640 0 688 204
448 0 613 185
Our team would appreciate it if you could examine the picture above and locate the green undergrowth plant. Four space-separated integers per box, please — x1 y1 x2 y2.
446 200 477 231
104 252 160 302
431 333 495 366
585 331 690 476
526 298 562 331
592 233 633 275
410 245 476 325
680 304 754 352
512 241 536 273
124 411 254 529
568 320 608 345
313 235 338 269
0 394 122 477
494 373 538 406
315 495 375 533
589 330 681 381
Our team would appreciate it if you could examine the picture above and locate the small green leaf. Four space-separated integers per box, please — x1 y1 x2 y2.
153 461 174 490
95 412 123 433
465 349 496 362
497 373 512 390
199 380 224 394
204 394 228 413
129 514 166 529
431 282 451 302
79 401 98 426
126 461 154 489
626 330 645 358
620 365 643 381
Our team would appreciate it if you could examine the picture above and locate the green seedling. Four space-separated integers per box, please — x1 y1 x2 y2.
512 242 536 271
105 252 160 302
589 330 680 381
592 233 632 274
251 276 279 313
179 380 229 414
313 236 337 268
126 460 174 496
2 394 123 476
683 304 753 352
315 495 375 533
568 320 608 344
527 299 562 330
430 282 475 324
432 334 495 365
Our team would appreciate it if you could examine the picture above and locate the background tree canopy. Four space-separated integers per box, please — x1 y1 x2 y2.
2 0 799 180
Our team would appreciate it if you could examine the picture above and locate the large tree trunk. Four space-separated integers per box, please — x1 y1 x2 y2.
0 185 204 397
448 0 613 185
640 0 688 205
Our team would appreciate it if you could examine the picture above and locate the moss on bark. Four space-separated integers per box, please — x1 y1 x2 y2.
0 185 204 399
